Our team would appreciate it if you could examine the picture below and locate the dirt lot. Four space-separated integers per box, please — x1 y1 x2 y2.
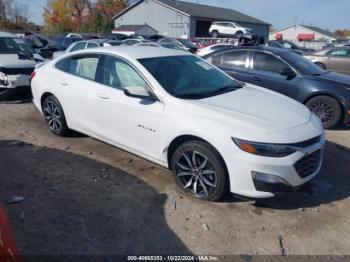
1 102 350 258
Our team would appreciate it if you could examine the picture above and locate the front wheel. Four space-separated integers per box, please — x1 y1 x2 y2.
306 96 342 129
171 141 228 201
42 95 70 136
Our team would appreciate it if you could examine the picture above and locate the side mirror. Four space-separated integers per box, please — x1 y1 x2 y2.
280 67 296 79
124 86 156 100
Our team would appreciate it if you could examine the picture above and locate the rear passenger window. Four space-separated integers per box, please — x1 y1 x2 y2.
70 42 86 52
253 52 288 73
329 49 349 57
222 51 248 68
87 42 99 49
55 58 71 72
69 55 99 81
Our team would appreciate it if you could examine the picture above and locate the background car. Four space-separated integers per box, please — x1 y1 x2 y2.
158 38 198 53
31 46 324 201
304 47 350 74
0 32 42 100
267 40 303 55
197 43 236 57
204 46 350 128
209 21 253 38
52 39 119 59
273 40 315 53
121 39 152 46
55 37 81 52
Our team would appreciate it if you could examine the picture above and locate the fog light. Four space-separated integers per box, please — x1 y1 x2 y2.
347 109 350 116
251 171 290 186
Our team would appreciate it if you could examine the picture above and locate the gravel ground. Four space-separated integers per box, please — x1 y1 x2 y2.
0 102 350 258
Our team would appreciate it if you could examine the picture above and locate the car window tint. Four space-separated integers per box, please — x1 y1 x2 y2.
69 55 99 80
70 42 86 52
87 42 99 49
55 57 71 72
222 51 247 68
210 53 222 65
98 55 147 90
329 49 349 57
253 52 289 73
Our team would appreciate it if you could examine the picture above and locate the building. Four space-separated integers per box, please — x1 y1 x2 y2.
269 24 338 43
112 24 158 36
113 0 270 38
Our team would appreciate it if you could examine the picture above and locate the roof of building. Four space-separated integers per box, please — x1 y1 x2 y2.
270 25 338 39
113 0 270 25
115 24 157 32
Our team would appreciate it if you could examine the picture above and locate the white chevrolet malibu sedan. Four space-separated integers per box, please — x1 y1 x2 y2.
31 46 325 201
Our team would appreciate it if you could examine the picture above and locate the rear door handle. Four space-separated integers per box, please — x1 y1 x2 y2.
60 82 68 86
252 76 261 82
98 93 109 100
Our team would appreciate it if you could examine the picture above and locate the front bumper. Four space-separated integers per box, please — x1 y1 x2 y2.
0 74 31 89
226 136 325 198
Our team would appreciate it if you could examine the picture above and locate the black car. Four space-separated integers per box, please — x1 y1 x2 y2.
203 46 350 128
267 40 303 55
271 40 315 53
55 37 81 51
158 38 198 53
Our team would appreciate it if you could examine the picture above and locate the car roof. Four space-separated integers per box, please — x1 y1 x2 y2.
77 46 190 59
0 31 17 38
203 45 288 57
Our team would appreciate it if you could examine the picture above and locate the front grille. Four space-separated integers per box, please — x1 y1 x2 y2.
0 67 34 76
294 149 322 178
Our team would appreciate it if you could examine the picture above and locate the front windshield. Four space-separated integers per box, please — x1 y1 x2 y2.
139 55 242 99
282 51 325 76
0 37 34 55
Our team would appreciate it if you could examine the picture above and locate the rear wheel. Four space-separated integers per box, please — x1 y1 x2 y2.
42 95 70 136
211 31 219 38
171 141 228 201
306 96 342 129
235 31 243 38
315 62 326 70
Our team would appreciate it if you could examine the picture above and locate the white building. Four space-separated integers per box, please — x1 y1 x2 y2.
269 24 338 43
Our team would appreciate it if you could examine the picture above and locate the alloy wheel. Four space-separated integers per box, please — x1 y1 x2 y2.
308 101 333 124
175 151 217 198
43 100 62 133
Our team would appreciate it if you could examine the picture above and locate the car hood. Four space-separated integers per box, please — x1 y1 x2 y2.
314 71 350 86
186 84 315 142
0 54 37 68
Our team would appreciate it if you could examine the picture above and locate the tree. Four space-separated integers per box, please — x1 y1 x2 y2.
43 0 73 33
0 0 13 21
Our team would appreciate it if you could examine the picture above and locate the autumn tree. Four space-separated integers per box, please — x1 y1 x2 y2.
43 0 127 34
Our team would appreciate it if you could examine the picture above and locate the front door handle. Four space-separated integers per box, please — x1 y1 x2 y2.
60 82 68 86
98 93 109 100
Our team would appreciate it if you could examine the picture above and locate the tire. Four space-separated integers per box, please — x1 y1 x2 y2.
306 96 342 129
315 62 326 70
235 31 243 38
171 141 228 201
211 31 219 38
42 95 70 136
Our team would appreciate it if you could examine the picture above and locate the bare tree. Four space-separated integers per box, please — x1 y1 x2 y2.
0 0 13 21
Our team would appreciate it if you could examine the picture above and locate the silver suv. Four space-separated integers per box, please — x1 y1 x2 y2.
209 22 253 38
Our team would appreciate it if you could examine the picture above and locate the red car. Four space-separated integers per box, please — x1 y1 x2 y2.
0 205 20 262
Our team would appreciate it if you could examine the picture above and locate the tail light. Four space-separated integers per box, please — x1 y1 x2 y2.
30 71 36 80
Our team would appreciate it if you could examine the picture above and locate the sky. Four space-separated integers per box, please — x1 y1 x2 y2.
18 0 350 31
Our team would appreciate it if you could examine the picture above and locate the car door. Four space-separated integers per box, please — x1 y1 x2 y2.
53 54 100 133
94 54 165 160
326 48 350 74
247 51 301 99
208 50 251 82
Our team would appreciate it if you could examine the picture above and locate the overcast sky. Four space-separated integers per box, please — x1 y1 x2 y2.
17 0 350 31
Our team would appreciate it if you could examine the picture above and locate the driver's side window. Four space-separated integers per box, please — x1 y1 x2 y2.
98 55 148 90
252 52 289 74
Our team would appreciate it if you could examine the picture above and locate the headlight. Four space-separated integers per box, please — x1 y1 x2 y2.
232 138 296 157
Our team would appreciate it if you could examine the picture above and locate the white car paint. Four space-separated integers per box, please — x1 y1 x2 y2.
31 46 325 198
